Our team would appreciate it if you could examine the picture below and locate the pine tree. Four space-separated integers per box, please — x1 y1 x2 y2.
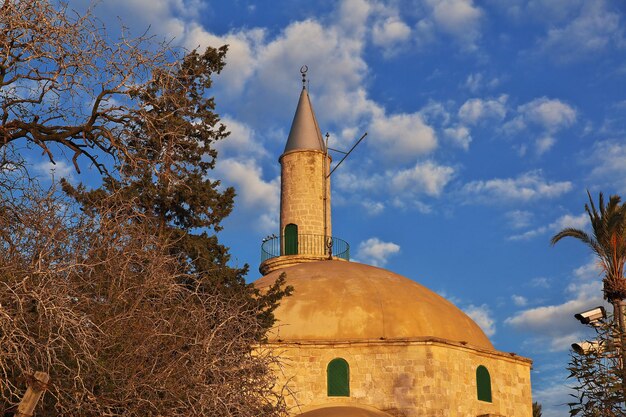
62 47 290 335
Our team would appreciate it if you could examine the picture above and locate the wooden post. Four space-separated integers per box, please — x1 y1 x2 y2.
14 371 49 417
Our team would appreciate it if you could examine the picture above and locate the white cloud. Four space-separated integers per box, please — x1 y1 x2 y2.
535 135 555 155
34 160 75 181
177 13 370 127
413 18 437 48
536 0 624 63
337 0 372 37
505 290 602 351
217 116 268 158
372 17 411 48
507 227 547 241
525 0 584 22
551 212 588 231
361 200 385 216
505 210 533 229
336 160 455 199
463 304 496 336
462 72 500 93
587 140 626 193
184 25 265 96
530 277 550 288
182 9 429 172
423 0 484 49
390 161 455 197
505 260 606 351
461 170 572 204
573 260 601 280
98 0 200 40
369 112 438 162
530 277 551 288
215 158 279 232
517 97 577 132
458 95 507 124
502 97 576 155
463 73 483 93
254 19 366 102
508 212 588 241
532 381 575 417
568 258 602 285
443 125 472 150
512 295 528 307
419 100 451 125
356 237 400 266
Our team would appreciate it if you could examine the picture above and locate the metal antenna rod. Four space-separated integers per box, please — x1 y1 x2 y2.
327 132 367 177
327 147 348 154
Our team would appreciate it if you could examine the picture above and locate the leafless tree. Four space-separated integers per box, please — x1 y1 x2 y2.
0 178 287 417
0 0 174 174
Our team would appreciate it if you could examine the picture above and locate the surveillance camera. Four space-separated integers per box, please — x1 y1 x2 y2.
574 306 607 325
571 340 604 355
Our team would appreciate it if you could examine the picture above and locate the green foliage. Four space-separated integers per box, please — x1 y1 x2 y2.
63 46 235 272
533 402 542 417
567 314 626 417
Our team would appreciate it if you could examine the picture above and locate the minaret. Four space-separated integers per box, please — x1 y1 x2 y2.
260 69 349 275
280 79 331 241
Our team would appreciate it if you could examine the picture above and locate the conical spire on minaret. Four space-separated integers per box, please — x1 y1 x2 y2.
259 67 350 275
283 67 325 153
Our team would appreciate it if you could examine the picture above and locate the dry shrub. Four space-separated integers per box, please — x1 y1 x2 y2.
0 182 286 417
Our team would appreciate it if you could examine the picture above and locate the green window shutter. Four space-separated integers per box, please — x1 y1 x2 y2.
476 365 492 402
284 223 298 255
327 358 349 397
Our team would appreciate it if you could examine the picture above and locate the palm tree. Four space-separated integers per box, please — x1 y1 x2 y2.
551 191 626 406
551 191 626 303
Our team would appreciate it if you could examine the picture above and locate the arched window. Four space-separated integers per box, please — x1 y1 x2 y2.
476 365 492 402
327 358 349 397
284 223 298 255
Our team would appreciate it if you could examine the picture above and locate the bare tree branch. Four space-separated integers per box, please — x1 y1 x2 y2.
0 182 287 417
0 0 176 175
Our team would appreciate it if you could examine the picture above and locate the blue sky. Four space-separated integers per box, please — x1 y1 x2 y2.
49 1 626 415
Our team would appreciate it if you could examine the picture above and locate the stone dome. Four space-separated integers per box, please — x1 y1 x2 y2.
255 260 494 350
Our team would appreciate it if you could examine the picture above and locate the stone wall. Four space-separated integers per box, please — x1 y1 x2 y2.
269 339 532 417
280 149 331 238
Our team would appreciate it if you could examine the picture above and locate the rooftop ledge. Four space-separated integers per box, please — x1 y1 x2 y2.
259 234 349 275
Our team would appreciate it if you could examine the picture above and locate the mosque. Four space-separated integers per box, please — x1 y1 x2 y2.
254 73 533 417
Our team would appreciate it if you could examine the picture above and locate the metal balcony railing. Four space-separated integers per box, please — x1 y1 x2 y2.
261 234 350 263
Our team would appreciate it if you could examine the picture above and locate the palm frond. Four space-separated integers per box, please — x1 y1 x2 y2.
551 228 595 247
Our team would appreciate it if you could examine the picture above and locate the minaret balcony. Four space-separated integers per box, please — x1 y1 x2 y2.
259 234 350 274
